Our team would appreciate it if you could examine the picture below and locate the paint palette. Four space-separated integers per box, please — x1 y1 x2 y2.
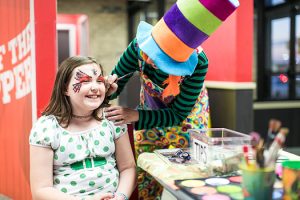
175 176 283 200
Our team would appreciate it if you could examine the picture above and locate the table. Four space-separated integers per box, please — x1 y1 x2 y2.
137 149 300 200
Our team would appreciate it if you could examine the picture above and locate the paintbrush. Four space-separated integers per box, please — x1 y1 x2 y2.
243 145 250 166
104 72 134 101
116 72 134 81
248 132 261 161
256 139 265 168
250 131 260 148
266 119 282 148
265 127 289 167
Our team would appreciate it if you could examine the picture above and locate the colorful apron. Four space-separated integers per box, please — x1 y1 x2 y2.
134 60 210 200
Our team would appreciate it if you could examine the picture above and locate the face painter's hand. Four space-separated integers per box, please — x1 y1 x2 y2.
105 74 118 96
104 106 139 125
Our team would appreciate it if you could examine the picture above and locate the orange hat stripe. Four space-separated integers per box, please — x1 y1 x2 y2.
152 18 194 62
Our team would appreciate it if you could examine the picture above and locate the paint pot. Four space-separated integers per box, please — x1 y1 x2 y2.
180 180 205 187
202 194 231 200
205 178 230 186
228 176 242 183
190 186 217 195
217 185 242 194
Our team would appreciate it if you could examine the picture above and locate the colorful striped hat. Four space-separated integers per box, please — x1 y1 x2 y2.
136 0 240 76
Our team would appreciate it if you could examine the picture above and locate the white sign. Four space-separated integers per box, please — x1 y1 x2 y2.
192 138 208 164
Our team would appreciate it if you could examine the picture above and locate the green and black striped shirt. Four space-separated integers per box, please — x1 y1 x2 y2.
110 39 208 130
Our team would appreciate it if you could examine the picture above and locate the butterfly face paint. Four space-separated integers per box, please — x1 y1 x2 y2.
97 76 105 83
72 70 92 93
92 69 97 76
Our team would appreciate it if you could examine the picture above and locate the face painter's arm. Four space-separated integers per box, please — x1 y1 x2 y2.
109 39 140 100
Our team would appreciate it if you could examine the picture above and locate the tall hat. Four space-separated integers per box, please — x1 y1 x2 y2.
136 0 240 76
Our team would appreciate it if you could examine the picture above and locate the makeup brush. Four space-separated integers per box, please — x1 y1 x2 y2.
105 72 134 103
273 120 282 133
256 139 265 168
250 131 260 148
266 119 281 148
116 72 134 81
249 132 261 161
243 145 250 166
265 127 289 167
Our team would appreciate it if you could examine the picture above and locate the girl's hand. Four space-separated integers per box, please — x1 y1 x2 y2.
105 74 118 96
91 192 114 200
104 106 139 125
110 193 128 200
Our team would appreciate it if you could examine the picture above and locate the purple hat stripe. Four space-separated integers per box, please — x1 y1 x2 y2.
164 4 209 49
199 0 239 21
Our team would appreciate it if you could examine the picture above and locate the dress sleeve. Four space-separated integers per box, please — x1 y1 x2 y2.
29 115 59 149
108 122 128 140
134 51 209 130
109 38 140 100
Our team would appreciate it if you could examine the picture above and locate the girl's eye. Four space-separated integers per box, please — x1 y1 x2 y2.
79 77 91 83
97 76 105 83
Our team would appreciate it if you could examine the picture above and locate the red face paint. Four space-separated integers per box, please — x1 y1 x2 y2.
97 76 105 83
72 70 92 93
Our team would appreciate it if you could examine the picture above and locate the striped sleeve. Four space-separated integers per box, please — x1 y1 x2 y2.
135 51 208 130
109 39 139 99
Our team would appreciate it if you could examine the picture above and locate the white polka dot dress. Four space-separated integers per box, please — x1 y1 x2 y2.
29 115 127 197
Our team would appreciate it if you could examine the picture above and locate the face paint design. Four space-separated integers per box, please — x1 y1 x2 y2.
72 70 92 93
92 69 97 76
97 76 105 83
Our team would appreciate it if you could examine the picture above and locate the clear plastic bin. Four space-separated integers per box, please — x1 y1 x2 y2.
189 128 252 175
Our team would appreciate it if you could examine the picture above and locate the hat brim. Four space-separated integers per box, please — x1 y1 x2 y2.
136 21 198 76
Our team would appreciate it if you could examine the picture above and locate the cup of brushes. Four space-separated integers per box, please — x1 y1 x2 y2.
240 126 289 200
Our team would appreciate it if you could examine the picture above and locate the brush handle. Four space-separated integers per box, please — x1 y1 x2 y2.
116 72 134 81
265 128 288 166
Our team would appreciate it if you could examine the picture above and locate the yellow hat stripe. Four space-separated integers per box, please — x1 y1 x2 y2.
177 0 222 35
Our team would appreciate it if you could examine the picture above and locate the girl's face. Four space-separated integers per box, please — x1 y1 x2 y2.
65 63 106 115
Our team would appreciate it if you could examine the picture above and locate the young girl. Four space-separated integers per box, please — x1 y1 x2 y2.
29 56 136 200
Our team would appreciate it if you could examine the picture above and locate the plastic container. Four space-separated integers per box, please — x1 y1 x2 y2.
189 128 252 175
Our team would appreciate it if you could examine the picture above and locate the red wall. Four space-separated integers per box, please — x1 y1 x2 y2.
35 0 57 116
203 0 253 82
0 0 57 199
0 0 32 199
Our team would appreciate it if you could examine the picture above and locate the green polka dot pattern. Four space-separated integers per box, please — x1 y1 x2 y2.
29 115 126 196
